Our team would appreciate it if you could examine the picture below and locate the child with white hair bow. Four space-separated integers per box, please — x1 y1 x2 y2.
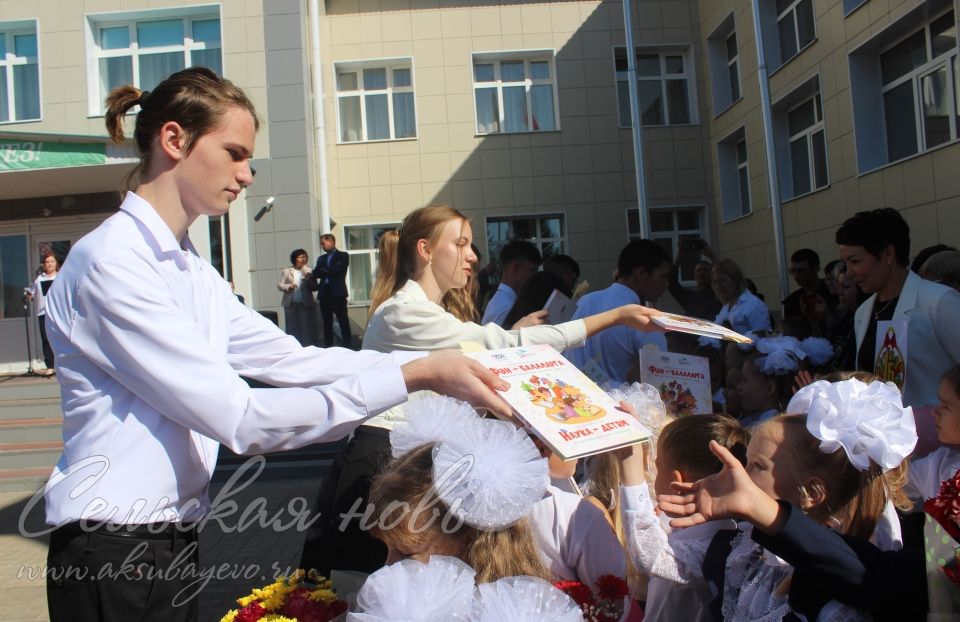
365 396 552 583
653 378 916 622
347 555 585 621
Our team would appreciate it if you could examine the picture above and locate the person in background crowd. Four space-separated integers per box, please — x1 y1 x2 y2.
823 258 842 298
25 251 60 376
711 259 772 335
481 240 542 326
502 270 572 329
668 240 721 321
277 248 317 346
543 253 581 293
314 233 352 348
910 243 957 274
920 250 960 292
568 239 672 384
828 264 868 372
782 248 837 336
836 208 960 411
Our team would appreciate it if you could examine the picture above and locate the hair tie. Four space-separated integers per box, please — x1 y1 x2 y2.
138 90 151 107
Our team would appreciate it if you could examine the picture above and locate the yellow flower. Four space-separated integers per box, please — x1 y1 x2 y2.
309 588 338 603
261 616 298 622
219 610 238 622
236 593 259 607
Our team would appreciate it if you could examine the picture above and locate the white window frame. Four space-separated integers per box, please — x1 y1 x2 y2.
776 0 816 66
485 213 566 263
471 50 560 135
726 32 741 103
0 21 41 124
736 137 751 217
879 9 959 161
334 58 417 143
786 92 829 198
85 7 221 116
615 46 698 127
626 206 706 284
343 222 399 305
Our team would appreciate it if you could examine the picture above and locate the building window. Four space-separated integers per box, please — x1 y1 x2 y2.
717 127 751 222
627 207 705 282
615 47 695 127
486 215 565 265
776 0 816 66
0 22 40 123
336 60 416 143
0 234 28 319
344 223 398 304
472 52 558 135
707 14 740 115
787 93 828 197
844 0 868 15
88 9 221 114
881 10 957 161
849 2 960 172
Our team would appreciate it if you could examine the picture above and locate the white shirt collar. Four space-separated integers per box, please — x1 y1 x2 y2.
119 191 198 268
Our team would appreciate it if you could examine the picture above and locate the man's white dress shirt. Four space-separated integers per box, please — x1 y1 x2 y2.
43 192 421 525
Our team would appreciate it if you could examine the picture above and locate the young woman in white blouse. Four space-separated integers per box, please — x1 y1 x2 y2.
301 204 661 576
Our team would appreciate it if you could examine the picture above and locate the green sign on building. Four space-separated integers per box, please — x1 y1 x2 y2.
0 140 107 171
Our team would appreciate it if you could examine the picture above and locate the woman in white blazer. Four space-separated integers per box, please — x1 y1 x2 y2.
278 248 317 346
837 208 960 455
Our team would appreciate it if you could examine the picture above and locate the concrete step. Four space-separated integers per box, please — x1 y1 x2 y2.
0 466 50 493
0 398 62 421
0 418 63 443
0 441 63 470
0 377 61 401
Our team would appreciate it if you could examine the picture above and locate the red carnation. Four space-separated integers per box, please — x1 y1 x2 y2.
234 602 266 622
594 574 629 601
554 579 596 607
281 589 349 622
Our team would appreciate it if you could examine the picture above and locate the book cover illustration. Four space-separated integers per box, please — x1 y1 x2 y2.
874 320 907 389
466 344 650 460
640 346 712 417
651 312 753 344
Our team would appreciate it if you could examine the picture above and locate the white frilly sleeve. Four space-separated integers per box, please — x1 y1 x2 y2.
620 485 709 584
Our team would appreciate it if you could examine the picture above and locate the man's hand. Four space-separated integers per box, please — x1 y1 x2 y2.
512 309 548 329
400 351 511 418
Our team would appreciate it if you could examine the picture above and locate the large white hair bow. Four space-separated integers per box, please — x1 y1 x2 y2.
787 379 917 471
348 556 475 621
473 576 585 622
390 396 549 531
755 336 807 375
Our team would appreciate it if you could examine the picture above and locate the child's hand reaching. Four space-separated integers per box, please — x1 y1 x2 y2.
657 441 785 534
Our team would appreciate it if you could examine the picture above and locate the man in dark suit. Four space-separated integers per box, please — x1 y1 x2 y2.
314 233 352 348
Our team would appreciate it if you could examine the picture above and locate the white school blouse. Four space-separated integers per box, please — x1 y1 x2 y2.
361 279 587 429
43 192 421 526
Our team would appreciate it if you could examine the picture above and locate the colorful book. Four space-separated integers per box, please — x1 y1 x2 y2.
543 289 577 325
465 344 650 460
650 312 753 344
639 346 713 416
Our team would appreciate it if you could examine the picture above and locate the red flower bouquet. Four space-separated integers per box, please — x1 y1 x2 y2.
554 574 630 622
924 469 960 544
221 570 348 622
